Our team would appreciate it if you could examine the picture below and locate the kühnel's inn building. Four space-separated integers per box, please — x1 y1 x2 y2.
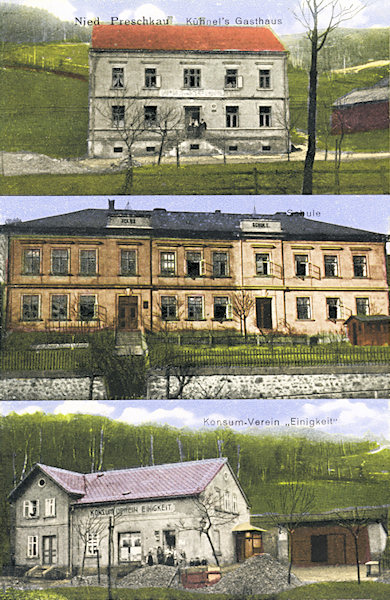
88 24 290 157
8 459 254 571
1 202 388 338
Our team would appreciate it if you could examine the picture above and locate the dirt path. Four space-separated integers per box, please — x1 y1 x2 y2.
1 149 388 176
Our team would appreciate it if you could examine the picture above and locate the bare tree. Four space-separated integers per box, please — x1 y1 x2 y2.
264 482 315 583
74 512 108 578
335 507 373 584
232 291 254 338
153 104 183 165
294 0 362 194
273 101 304 161
177 491 238 566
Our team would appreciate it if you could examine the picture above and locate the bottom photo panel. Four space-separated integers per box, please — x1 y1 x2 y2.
0 398 389 600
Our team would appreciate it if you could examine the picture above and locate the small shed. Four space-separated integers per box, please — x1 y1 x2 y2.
233 522 266 562
344 315 390 346
331 79 389 134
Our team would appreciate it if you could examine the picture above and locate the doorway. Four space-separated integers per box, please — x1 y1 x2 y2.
236 531 263 562
42 536 57 565
311 534 328 563
118 296 138 330
256 298 272 329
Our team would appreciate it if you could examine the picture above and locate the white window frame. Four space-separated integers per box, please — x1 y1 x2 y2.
324 255 339 278
295 254 309 277
327 297 342 320
259 106 272 127
296 297 312 320
232 493 238 513
255 253 270 276
23 248 41 275
27 535 38 558
112 67 124 89
160 251 176 276
187 296 204 320
51 248 69 276
45 498 56 518
86 532 99 556
24 499 39 519
224 491 230 512
161 295 178 321
120 249 137 276
79 249 97 276
353 255 368 278
79 294 98 321
356 297 370 316
21 294 41 321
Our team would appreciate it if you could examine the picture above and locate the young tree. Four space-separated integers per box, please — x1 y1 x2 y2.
264 482 315 583
232 291 254 338
294 0 362 194
177 491 238 566
73 512 107 578
335 507 373 584
153 104 183 165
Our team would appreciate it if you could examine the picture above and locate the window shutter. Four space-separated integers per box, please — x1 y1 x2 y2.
227 303 233 319
35 499 39 517
237 75 243 88
199 259 205 276
23 501 30 518
155 75 161 88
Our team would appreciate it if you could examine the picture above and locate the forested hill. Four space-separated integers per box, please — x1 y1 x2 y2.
0 3 91 43
281 27 389 71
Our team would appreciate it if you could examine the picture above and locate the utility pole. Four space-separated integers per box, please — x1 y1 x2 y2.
107 517 114 600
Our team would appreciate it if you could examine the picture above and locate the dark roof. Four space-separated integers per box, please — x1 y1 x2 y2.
9 458 234 505
252 505 389 526
1 208 386 243
333 82 389 107
92 24 286 53
345 315 390 324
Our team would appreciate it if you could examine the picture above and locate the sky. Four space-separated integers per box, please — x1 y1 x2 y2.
1 399 390 441
1 196 389 236
2 0 387 35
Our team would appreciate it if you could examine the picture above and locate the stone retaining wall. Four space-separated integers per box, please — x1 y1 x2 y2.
147 366 390 399
0 375 107 400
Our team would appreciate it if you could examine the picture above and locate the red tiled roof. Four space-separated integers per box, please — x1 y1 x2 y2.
18 459 227 505
38 464 86 496
92 25 285 52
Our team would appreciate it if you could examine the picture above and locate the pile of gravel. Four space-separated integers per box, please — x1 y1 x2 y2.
376 571 390 583
117 565 180 589
204 554 301 596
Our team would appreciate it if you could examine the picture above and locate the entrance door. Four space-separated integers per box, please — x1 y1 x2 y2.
185 107 201 128
311 534 328 563
236 532 263 562
42 536 57 565
256 298 272 329
118 296 138 330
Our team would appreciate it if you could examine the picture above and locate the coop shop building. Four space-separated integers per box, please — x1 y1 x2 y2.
88 24 289 157
8 458 251 572
1 202 388 338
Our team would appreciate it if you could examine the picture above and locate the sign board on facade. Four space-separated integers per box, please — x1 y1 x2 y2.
89 502 176 517
240 220 282 233
107 215 152 228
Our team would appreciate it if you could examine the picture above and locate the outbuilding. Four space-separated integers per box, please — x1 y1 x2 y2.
8 458 251 574
331 79 389 134
344 315 390 346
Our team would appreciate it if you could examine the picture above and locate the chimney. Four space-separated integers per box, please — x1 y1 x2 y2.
108 199 115 211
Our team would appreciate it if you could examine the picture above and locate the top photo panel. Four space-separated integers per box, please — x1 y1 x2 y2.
0 0 389 196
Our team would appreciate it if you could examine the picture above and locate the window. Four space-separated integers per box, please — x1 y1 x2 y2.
295 254 308 277
259 106 271 127
79 296 96 321
80 250 97 276
213 252 228 277
226 106 239 128
256 253 270 276
114 146 123 153
27 536 38 558
186 252 203 278
214 296 232 320
160 252 176 276
51 295 68 321
22 295 40 321
324 255 338 277
112 105 125 127
161 296 177 320
225 69 238 88
145 68 157 88
297 297 311 320
215 488 222 509
184 68 201 88
327 297 342 320
164 530 176 550
45 498 56 517
259 69 271 88
213 529 221 553
232 493 237 513
121 250 137 276
86 533 99 556
224 491 230 512
112 67 124 88
353 255 367 278
188 296 203 320
51 249 69 275
356 298 369 316
24 500 39 518
23 249 40 275
144 106 157 126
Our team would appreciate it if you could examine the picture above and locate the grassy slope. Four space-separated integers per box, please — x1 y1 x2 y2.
0 69 88 157
2 42 89 76
0 158 388 195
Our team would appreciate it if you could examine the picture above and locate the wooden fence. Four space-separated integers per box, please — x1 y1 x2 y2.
0 349 92 372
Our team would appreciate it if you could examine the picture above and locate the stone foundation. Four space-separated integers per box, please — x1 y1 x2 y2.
0 375 107 400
